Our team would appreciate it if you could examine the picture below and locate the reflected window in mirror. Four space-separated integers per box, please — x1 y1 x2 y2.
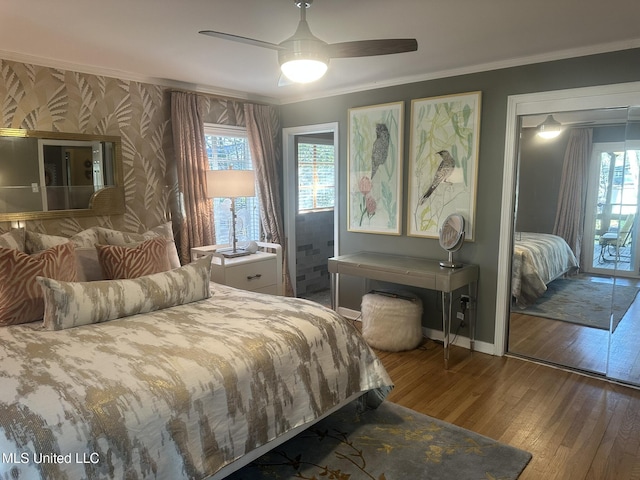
0 129 124 221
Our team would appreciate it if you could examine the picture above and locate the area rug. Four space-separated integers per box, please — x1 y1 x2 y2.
226 401 532 480
518 277 639 332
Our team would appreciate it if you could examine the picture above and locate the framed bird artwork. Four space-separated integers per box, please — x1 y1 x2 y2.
347 101 404 235
407 91 482 240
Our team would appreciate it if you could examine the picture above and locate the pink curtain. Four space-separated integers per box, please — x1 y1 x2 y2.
553 128 593 264
171 91 214 264
244 103 293 296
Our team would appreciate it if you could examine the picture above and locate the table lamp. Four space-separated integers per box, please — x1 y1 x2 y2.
206 168 256 258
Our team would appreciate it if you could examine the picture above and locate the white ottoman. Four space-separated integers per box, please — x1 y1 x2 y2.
360 292 423 352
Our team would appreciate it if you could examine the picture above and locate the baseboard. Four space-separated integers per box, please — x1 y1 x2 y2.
338 307 495 356
422 327 495 356
337 306 362 320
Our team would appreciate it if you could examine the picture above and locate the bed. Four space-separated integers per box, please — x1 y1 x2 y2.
0 226 393 480
511 232 579 308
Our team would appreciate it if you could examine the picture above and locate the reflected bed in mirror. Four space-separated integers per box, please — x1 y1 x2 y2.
0 129 124 221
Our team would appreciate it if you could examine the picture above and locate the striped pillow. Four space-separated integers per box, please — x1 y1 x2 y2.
96 237 170 280
97 223 180 269
0 242 77 326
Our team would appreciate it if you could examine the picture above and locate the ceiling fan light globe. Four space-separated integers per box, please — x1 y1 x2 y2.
536 114 562 139
281 59 328 83
537 130 562 139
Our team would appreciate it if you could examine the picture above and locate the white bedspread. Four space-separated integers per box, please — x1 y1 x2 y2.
0 284 392 480
512 232 579 308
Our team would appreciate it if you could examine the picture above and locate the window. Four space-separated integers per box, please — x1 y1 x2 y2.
204 124 260 245
297 137 335 213
584 140 640 274
595 145 639 233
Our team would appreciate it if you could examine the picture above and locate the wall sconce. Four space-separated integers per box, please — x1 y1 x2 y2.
206 168 256 258
537 114 562 139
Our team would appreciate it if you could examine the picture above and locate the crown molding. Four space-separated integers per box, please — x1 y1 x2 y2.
278 39 640 104
0 50 279 105
2 38 639 106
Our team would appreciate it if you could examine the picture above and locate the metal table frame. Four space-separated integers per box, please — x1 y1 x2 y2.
328 252 478 369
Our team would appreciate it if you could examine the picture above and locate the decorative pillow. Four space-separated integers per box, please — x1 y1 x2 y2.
0 243 77 326
25 227 101 252
74 247 104 282
96 237 170 279
38 255 212 331
97 222 180 269
0 228 25 251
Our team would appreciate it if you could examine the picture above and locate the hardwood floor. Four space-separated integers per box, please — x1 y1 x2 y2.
372 338 640 480
509 275 640 384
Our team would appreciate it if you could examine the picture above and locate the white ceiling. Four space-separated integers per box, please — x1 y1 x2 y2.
2 0 640 105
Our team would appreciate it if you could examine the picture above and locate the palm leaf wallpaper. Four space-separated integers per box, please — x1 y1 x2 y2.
0 58 243 238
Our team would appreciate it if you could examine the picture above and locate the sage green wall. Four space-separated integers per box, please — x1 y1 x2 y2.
516 128 568 234
280 48 640 346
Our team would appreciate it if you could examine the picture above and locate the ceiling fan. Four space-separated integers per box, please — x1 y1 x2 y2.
199 0 418 84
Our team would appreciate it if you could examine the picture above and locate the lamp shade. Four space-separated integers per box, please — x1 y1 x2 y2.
206 169 255 198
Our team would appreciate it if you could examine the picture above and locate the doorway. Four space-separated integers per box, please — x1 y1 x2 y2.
283 123 339 298
583 142 640 276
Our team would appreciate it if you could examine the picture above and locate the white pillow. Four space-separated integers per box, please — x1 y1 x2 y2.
25 227 101 251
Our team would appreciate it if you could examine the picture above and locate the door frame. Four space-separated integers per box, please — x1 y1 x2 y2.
283 122 339 297
495 82 640 356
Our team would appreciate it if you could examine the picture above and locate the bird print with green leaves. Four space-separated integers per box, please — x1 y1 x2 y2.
409 92 481 240
348 101 404 235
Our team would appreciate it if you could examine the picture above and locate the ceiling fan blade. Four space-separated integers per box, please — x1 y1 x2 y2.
199 30 285 51
326 39 417 58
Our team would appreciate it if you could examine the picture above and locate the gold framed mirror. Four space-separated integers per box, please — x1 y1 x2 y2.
0 129 124 221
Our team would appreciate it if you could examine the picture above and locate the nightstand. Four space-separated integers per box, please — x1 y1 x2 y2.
191 242 283 295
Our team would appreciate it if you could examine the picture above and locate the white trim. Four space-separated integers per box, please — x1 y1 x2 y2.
422 328 495 356
0 49 275 104
282 123 339 297
203 124 247 138
278 41 640 105
496 81 640 356
337 307 361 320
4 40 639 106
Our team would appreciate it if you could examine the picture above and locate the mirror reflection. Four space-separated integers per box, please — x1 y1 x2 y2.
508 106 640 383
0 129 123 220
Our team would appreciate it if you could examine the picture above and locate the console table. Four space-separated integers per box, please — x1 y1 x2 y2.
328 252 478 369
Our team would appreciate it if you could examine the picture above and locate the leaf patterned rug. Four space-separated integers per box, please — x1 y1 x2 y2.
517 278 639 332
226 400 531 480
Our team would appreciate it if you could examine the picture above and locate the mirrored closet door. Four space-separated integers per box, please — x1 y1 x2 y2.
507 103 640 386
606 105 640 383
